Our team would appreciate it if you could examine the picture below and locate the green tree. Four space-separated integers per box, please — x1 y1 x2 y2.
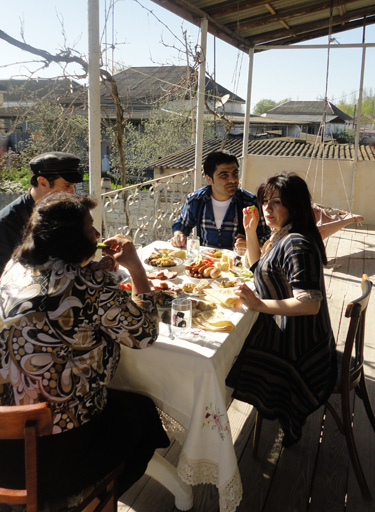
253 98 291 115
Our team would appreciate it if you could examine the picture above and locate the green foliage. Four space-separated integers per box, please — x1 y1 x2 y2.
337 88 375 124
0 162 30 193
332 128 354 144
253 98 291 115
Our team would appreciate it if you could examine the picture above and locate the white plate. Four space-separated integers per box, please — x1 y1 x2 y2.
182 290 206 297
144 257 184 270
203 250 223 260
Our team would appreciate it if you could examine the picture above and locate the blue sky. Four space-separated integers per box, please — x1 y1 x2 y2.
1 0 374 112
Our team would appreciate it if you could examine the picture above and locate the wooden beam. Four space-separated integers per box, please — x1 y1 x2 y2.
249 6 375 45
228 0 361 33
205 0 277 19
151 0 251 51
254 17 375 49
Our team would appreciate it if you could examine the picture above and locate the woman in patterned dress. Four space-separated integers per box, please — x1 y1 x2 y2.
0 193 169 502
227 173 337 446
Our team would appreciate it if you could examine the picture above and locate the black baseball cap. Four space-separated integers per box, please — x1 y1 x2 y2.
29 151 84 183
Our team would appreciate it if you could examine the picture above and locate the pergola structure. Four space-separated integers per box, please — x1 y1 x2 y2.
87 0 375 230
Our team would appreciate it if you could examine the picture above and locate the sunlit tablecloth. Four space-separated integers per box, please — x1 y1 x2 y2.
110 241 258 512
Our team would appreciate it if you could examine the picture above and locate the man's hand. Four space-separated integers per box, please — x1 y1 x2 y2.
170 231 187 248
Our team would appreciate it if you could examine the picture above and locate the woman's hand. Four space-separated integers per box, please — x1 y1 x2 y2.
234 283 261 311
102 235 140 271
91 255 119 272
243 206 259 235
103 235 151 295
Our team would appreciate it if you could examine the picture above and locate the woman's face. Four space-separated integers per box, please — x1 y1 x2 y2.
262 189 290 230
80 211 100 266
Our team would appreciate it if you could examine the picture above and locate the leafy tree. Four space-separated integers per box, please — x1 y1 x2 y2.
337 88 375 125
253 98 291 115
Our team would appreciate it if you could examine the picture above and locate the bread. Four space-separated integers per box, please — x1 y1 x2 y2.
204 288 242 310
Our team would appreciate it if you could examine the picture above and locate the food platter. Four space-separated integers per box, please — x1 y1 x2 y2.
144 256 184 270
146 269 179 280
203 248 223 260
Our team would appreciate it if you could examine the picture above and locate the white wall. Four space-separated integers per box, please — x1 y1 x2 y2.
241 154 375 225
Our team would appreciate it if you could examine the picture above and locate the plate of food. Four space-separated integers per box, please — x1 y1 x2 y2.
203 248 223 260
146 269 179 280
181 281 209 297
152 289 183 309
185 258 222 280
144 253 184 269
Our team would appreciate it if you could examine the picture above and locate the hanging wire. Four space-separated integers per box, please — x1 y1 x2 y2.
111 0 115 75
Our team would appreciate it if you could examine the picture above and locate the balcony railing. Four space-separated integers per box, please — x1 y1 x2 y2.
101 169 194 244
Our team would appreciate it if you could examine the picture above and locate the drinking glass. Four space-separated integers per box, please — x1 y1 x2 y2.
186 237 200 260
171 298 192 337
233 245 247 268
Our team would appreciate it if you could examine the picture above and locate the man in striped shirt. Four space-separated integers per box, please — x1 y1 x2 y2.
170 151 269 249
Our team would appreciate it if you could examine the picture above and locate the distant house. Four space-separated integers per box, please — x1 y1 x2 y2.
262 100 352 138
100 66 245 134
0 78 84 151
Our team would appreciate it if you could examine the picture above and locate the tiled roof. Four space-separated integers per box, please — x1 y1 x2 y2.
150 137 375 169
100 66 245 105
266 101 352 122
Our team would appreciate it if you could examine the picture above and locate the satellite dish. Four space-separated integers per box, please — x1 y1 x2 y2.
214 93 230 109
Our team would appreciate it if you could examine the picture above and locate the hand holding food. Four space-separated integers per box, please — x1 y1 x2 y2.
243 205 259 233
102 235 141 271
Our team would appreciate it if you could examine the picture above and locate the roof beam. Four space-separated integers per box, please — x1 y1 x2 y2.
228 0 361 33
151 0 251 51
249 6 375 45
205 0 278 18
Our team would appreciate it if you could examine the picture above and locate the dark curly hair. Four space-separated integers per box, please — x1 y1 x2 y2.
257 172 327 265
203 151 239 179
14 193 98 266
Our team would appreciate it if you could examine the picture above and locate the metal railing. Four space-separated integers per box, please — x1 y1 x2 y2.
101 169 194 244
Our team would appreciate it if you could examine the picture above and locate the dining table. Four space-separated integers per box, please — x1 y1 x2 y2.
109 241 259 512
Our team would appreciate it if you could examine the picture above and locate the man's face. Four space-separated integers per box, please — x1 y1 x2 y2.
49 177 76 194
206 162 239 201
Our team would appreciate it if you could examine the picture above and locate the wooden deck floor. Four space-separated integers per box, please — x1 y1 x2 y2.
118 224 375 512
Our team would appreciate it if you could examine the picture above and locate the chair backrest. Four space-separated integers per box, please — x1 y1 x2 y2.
342 274 373 390
0 402 53 512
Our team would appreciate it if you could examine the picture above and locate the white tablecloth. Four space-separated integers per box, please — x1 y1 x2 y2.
110 241 259 512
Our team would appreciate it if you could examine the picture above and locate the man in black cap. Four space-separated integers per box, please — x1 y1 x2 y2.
0 151 84 275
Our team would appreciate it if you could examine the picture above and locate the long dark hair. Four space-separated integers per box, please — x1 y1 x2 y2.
257 173 327 265
14 193 98 266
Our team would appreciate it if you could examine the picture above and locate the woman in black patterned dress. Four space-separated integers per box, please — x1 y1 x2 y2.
227 173 337 446
0 193 169 502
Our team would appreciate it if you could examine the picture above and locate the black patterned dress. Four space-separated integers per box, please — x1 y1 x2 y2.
0 258 169 500
226 233 337 443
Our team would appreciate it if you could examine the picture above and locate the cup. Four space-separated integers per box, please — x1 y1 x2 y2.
171 298 192 337
233 246 246 268
186 237 200 260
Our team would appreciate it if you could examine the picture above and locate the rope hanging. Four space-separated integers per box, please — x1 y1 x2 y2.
305 2 353 222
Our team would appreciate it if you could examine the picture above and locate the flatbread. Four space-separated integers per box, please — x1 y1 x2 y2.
193 310 235 332
204 288 242 310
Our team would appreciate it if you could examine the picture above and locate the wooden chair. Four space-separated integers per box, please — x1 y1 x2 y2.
0 402 122 512
252 274 375 500
324 273 374 500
